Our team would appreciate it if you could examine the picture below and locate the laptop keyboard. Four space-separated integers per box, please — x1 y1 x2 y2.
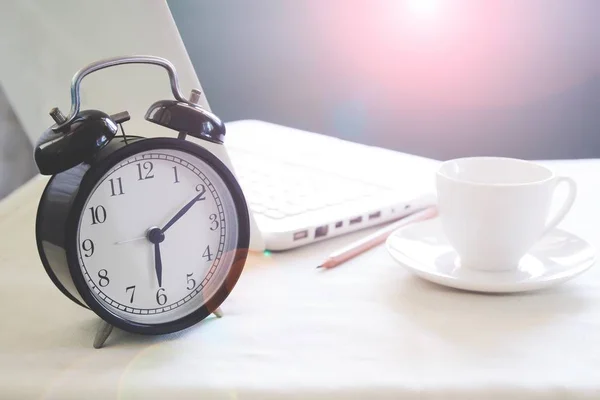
231 151 391 220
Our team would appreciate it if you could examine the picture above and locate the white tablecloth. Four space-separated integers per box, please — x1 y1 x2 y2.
1 159 599 399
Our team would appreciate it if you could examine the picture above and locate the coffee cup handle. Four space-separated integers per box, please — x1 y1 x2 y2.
543 176 577 236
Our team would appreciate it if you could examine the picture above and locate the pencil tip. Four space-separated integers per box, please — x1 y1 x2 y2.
316 265 323 269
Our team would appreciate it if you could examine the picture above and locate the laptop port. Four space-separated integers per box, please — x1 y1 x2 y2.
293 230 308 240
368 211 381 220
335 221 343 228
349 216 362 225
315 225 329 238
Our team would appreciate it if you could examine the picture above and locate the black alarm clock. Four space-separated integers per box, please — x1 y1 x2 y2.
34 55 250 348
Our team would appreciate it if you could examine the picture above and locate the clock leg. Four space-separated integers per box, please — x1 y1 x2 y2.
213 307 223 318
93 320 114 349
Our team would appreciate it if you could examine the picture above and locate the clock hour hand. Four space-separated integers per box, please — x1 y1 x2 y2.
161 185 206 233
147 227 165 287
115 186 206 246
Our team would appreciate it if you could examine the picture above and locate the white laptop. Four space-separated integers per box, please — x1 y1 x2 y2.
225 120 436 251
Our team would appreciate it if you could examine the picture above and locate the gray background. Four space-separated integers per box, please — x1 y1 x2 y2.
0 86 37 200
169 0 600 160
2 0 600 200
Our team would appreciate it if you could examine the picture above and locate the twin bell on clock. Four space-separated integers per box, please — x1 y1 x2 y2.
34 55 250 348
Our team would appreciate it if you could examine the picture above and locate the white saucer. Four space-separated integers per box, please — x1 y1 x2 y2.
385 218 596 293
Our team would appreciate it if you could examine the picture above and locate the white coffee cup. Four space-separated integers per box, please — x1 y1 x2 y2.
436 157 577 271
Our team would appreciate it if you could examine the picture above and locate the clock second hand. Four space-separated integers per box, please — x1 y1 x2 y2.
114 236 146 245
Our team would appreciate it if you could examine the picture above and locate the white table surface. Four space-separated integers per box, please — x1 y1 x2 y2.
1 157 599 400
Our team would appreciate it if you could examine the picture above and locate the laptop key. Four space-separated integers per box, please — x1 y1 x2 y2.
263 209 286 219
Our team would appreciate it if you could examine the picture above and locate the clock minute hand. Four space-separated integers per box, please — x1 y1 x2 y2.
154 242 163 288
161 186 206 233
147 227 165 287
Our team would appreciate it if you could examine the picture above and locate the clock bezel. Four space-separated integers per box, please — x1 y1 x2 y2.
64 137 250 335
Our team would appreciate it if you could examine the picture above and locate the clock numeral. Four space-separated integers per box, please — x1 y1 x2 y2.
136 161 154 180
186 273 196 290
81 239 94 257
195 184 207 200
98 269 110 287
156 288 167 306
125 285 136 303
209 213 219 231
173 166 180 183
202 245 213 262
109 177 124 196
89 205 107 225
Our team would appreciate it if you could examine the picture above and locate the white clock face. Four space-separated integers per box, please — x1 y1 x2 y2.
77 148 240 324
